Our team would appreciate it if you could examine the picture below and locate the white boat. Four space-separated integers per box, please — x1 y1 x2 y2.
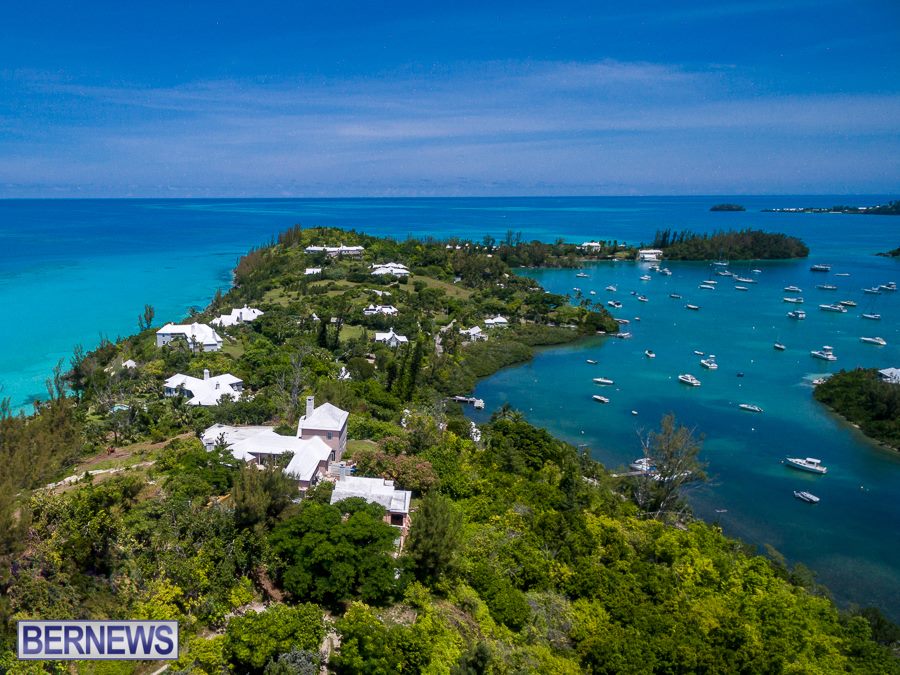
735 285 748 291
717 270 733 277
685 304 700 310
693 350 704 356
615 332 633 339
880 282 897 291
785 457 827 474
630 457 655 472
819 303 846 313
593 377 614 385
838 299 857 307
637 295 649 302
589 290 596 295
793 491 820 504
699 284 716 290
835 272 850 276
712 260 729 267
751 269 762 274
659 268 672 276
586 359 597 364
810 264 831 272
573 287 581 292
784 285 803 293
860 336 886 346
605 285 618 292
702 279 718 285
810 345 837 361
576 272 590 278
861 313 881 320
644 349 656 358
783 297 804 303
592 394 609 403
640 275 652 281
607 300 622 308
739 403 764 413
678 373 701 386
863 287 882 295
669 293 683 299
734 276 754 283
614 318 630 325
774 342 786 351
787 310 806 319
816 284 838 291
700 356 718 369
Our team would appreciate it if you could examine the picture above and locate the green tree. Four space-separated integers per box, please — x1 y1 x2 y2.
407 493 462 586
225 603 324 674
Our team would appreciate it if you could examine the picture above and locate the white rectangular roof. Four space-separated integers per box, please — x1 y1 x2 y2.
330 476 411 514
157 322 222 346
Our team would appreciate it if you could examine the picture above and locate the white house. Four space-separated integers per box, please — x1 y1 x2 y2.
211 305 264 328
297 395 349 462
374 328 409 348
363 304 399 317
164 369 243 406
122 359 137 369
878 367 900 384
460 326 487 341
371 262 410 277
304 267 322 276
305 244 365 257
201 424 333 488
330 476 412 532
156 323 223 352
579 241 604 252
484 315 509 328
638 249 664 262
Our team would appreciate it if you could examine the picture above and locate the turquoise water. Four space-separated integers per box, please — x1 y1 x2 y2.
2 196 898 616
470 254 900 617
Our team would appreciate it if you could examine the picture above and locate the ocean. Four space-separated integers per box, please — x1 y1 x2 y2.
1 196 897 617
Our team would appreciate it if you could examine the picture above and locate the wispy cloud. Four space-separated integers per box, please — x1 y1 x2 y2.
1 59 898 196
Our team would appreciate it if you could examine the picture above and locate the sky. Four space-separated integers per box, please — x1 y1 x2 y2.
1 0 899 197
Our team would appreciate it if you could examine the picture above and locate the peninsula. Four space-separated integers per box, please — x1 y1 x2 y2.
1 225 896 673
763 199 900 215
649 228 809 260
814 369 900 451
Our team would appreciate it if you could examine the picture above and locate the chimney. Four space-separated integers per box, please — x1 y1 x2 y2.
203 369 210 380
306 396 315 419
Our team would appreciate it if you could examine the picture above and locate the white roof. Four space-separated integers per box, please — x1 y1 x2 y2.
374 328 409 344
299 401 349 433
485 315 509 325
305 267 322 275
364 304 398 315
371 262 410 276
460 326 483 336
580 241 603 247
157 322 222 346
330 476 412 515
122 359 137 369
305 244 365 255
879 367 900 383
164 373 242 406
211 306 264 327
201 424 332 483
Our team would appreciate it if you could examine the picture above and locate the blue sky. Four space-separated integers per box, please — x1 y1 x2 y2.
1 1 898 196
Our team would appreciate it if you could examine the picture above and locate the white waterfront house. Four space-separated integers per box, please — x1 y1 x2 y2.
638 249 664 262
211 305 264 328
374 328 409 348
304 267 322 276
484 315 509 328
201 396 350 487
460 326 487 341
330 476 412 531
363 304 399 317
579 241 604 252
371 262 410 277
156 322 223 352
164 369 243 406
305 244 365 257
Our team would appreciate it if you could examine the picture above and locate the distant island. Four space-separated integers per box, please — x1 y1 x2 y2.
814 369 900 451
876 245 900 257
650 228 809 260
710 203 746 212
763 199 900 215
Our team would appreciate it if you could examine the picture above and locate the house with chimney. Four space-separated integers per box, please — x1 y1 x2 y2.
164 369 243 406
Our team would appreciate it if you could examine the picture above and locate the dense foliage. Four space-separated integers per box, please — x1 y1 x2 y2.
814 369 900 450
1 224 897 673
650 227 809 260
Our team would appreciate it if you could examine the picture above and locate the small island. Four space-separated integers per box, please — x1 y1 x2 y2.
763 199 900 215
650 228 809 260
814 369 900 450
710 203 746 212
876 245 900 258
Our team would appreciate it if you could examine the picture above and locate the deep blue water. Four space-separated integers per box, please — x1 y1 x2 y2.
1 196 898 616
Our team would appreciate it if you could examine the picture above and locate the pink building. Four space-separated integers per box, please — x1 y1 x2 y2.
297 396 349 463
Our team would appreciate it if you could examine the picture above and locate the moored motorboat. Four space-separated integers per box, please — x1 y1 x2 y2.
639 275 651 281
685 304 700 310
615 331 633 339
700 356 718 369
774 342 786 351
606 284 617 292
699 283 716 290
592 394 609 403
860 336 887 346
861 313 881 320
785 457 827 474
784 297 804 303
644 349 656 358
819 303 846 313
838 299 856 307
593 377 614 385
739 403 764 413
607 300 622 308
586 359 597 364
702 279 718 285
735 285 748 291
863 287 882 294
816 284 838 290
734 276 754 283
669 293 682 299
614 318 630 325
810 264 831 272
693 350 704 356
784 285 802 293
678 373 701 386
787 309 806 319
880 281 897 291
793 491 820 503
576 272 590 278
810 345 837 361
637 295 649 302
630 457 656 472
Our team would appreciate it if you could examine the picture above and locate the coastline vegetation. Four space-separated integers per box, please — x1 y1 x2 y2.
763 199 900 215
1 225 898 673
650 228 809 260
814 369 900 450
